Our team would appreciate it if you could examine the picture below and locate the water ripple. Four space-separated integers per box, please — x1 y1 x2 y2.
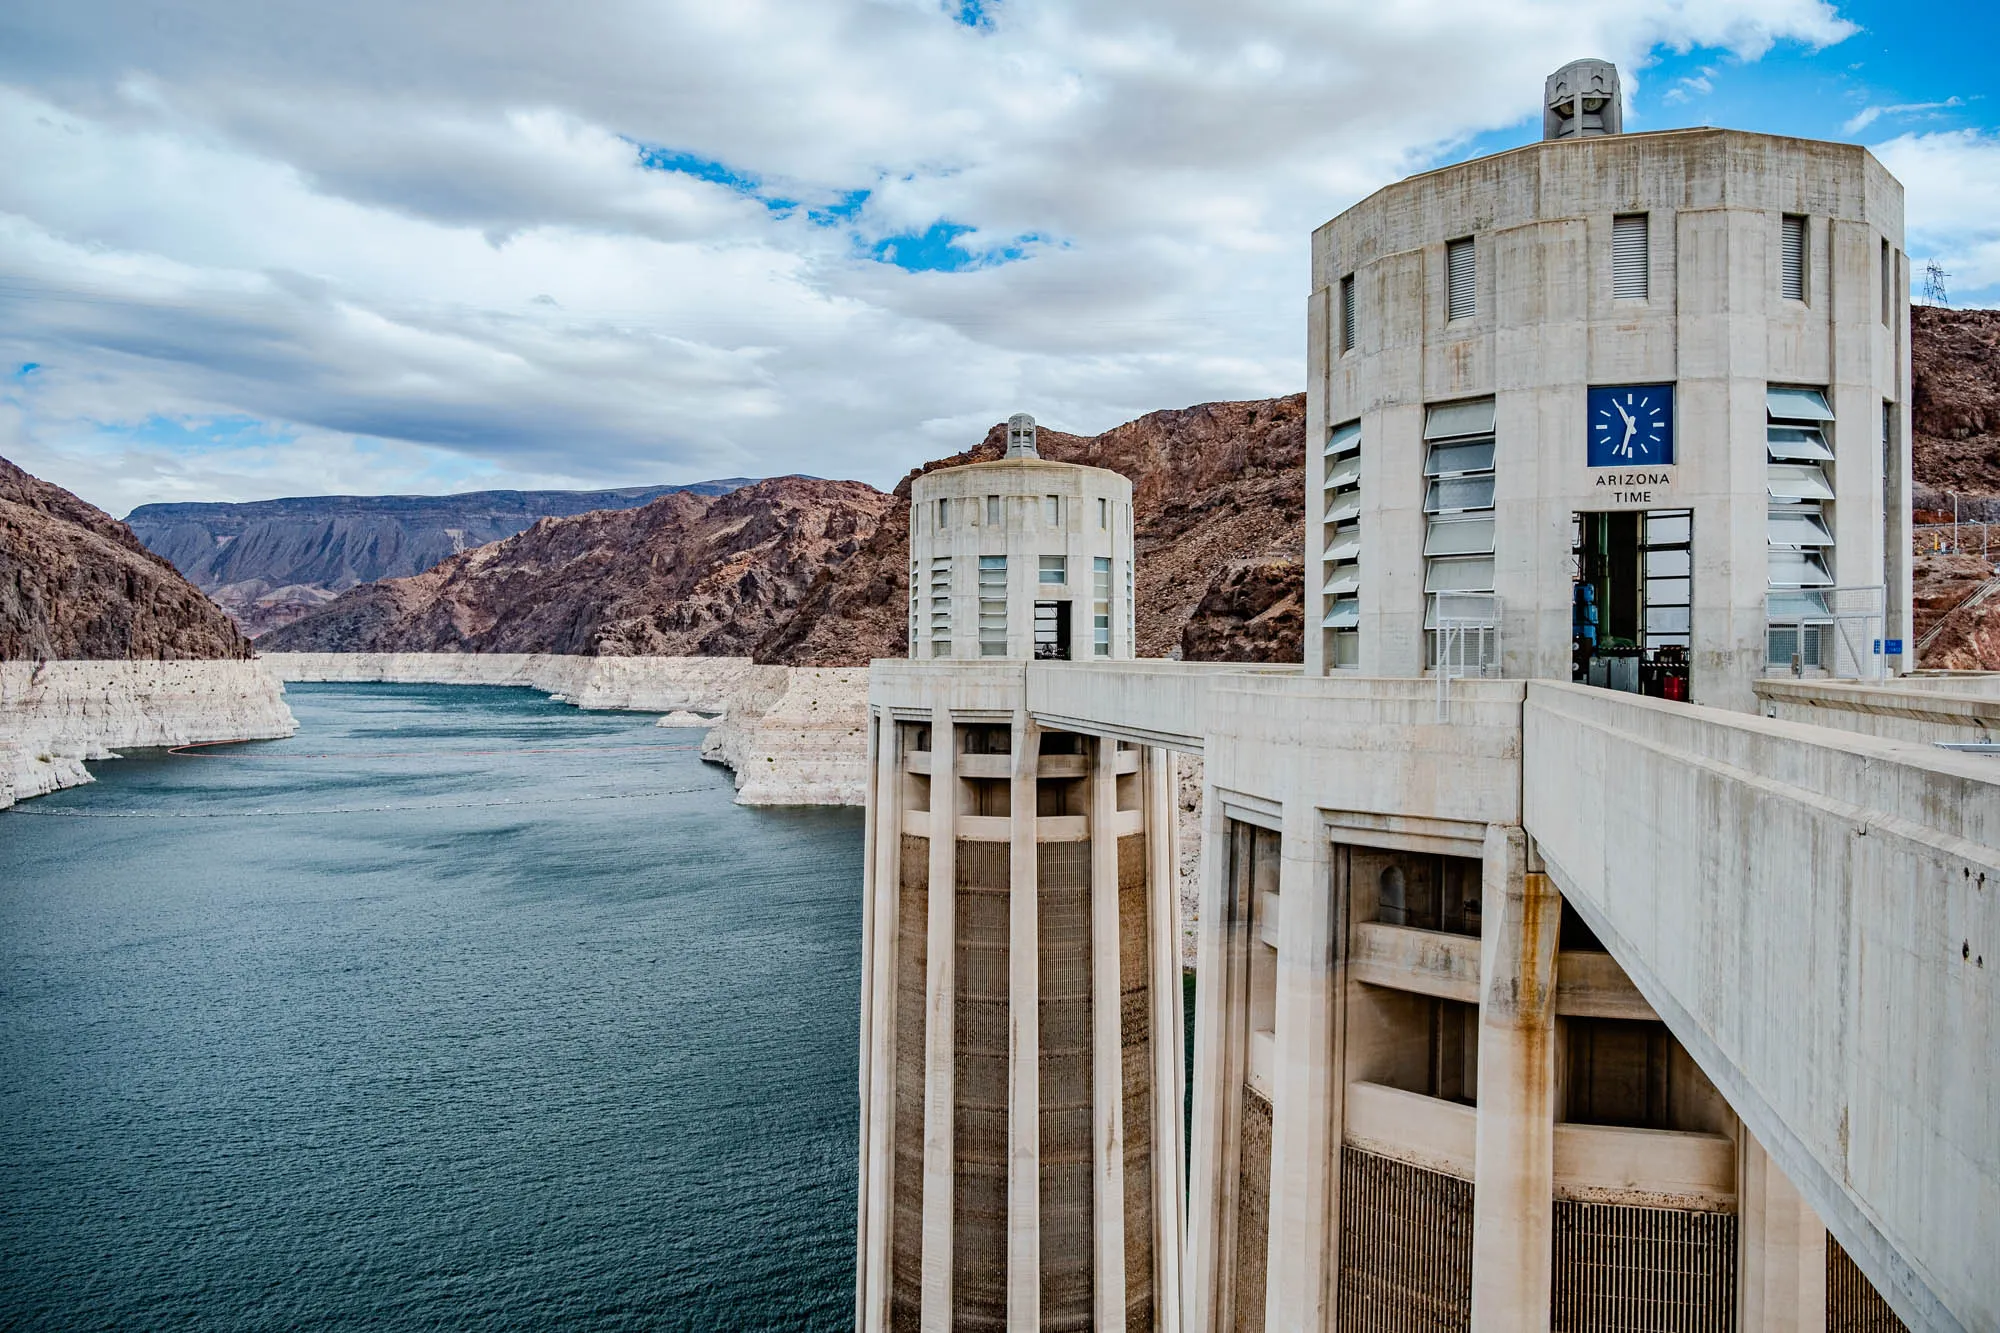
0 683 862 1331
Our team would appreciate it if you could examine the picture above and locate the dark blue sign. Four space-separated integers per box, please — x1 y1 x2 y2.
1589 384 1675 467
1875 639 1904 654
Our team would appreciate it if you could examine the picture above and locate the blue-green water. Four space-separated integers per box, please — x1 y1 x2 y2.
0 684 863 1331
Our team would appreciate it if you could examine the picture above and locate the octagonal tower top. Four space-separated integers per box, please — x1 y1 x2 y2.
1544 59 1622 140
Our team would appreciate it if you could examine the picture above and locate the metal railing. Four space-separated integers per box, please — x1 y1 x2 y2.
1434 592 1502 721
1915 521 1996 559
1915 572 2000 657
1765 585 1886 681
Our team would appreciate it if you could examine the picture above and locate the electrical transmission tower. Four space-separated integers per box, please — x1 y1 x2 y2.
1923 260 1951 307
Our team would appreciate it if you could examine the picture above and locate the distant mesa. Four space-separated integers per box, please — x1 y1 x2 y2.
127 480 757 638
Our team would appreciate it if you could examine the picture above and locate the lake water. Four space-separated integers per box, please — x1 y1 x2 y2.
0 684 864 1331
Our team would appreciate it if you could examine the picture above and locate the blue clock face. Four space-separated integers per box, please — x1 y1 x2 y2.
1588 384 1674 466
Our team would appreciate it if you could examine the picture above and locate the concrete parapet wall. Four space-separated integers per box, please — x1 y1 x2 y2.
1893 673 2000 697
1205 675 1525 829
1523 680 1998 1332
0 659 297 809
1024 660 1297 753
867 659 1036 719
1754 677 1999 746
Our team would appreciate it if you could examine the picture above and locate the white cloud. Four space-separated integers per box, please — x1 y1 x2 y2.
0 0 1860 511
1872 130 2000 306
1663 66 1718 103
1844 97 1964 136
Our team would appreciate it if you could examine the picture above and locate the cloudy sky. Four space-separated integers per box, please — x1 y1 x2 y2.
1 0 1995 515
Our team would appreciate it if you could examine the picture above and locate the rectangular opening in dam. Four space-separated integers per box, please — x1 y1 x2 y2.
1368 849 1482 936
1032 600 1072 660
1225 818 1281 1332
1572 508 1691 699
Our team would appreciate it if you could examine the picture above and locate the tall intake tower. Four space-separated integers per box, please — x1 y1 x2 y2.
856 414 1185 1331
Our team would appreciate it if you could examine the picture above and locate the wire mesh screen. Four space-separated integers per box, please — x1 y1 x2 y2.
1335 1147 1473 1332
1551 1200 1736 1332
1827 1233 1909 1332
1434 592 1501 721
1765 585 1884 680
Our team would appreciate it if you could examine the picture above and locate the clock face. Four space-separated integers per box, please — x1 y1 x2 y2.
1588 384 1675 467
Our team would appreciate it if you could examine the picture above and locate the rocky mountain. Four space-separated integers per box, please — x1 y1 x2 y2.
760 397 1306 665
1913 553 1999 671
1911 308 2000 670
1912 306 2000 507
243 304 2000 670
259 477 891 656
1 456 250 660
128 481 753 637
262 399 1305 665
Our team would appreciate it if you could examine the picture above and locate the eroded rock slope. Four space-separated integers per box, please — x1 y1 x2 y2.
261 477 892 656
1912 308 2000 669
759 396 1306 664
1 456 251 660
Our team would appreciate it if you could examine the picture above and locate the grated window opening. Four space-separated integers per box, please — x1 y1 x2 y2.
977 555 1007 657
1881 238 1893 327
1612 214 1649 300
1781 214 1808 302
1124 559 1133 651
1423 400 1496 660
929 556 953 657
1446 238 1476 321
1764 384 1837 666
1322 419 1363 666
1092 556 1111 657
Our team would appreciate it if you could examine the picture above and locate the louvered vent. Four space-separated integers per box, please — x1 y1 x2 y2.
1781 215 1807 301
1612 214 1648 300
1340 273 1357 354
1446 239 1475 321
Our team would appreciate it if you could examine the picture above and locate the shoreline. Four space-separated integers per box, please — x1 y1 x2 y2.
1 659 298 811
260 652 869 807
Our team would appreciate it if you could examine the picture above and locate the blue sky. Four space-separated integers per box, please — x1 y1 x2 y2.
0 0 1992 514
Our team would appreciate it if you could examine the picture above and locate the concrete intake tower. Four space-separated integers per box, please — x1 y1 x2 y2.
856 59 1995 1333
856 415 1186 1330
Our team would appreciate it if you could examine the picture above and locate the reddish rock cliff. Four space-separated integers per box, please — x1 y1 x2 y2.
261 477 893 656
247 305 2000 671
759 396 1306 664
1911 308 2000 669
1913 306 2000 503
0 456 251 660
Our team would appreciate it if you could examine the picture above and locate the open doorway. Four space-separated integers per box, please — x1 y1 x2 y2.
1033 600 1072 660
1571 509 1690 698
